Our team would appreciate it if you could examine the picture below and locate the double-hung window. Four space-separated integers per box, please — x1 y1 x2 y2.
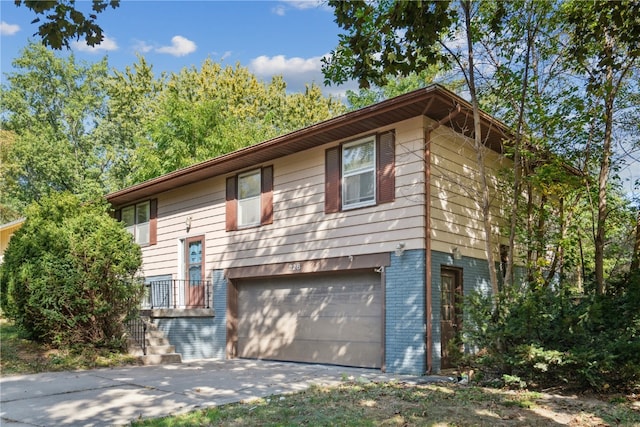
117 199 157 246
342 137 376 209
226 165 273 231
325 132 395 213
237 169 262 227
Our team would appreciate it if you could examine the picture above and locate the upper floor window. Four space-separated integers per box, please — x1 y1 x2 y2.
117 199 157 246
342 137 376 209
238 169 262 227
325 131 395 213
226 166 273 231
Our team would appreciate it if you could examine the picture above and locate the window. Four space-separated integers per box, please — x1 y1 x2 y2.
325 132 395 213
342 137 376 209
117 199 157 245
226 166 273 231
238 169 262 227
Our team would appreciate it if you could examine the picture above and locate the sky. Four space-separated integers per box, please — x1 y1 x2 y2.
0 0 358 96
1 0 638 198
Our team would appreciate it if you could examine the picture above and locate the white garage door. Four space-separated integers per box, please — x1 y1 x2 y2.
237 271 382 368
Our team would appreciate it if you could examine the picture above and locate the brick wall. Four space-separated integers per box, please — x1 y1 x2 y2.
384 249 426 375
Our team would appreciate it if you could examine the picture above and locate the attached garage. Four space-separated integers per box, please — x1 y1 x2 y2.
232 270 382 368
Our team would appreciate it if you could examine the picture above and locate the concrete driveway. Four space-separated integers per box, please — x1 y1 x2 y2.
0 359 427 426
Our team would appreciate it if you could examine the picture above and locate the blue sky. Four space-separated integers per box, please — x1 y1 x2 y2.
1 1 638 196
0 0 358 96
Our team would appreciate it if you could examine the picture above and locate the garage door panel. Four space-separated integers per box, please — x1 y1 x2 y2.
237 339 380 368
237 271 382 368
239 285 381 317
238 314 381 342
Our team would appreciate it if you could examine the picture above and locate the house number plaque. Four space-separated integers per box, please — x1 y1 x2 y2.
289 263 301 271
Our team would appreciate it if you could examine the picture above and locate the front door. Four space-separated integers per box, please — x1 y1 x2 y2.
440 267 463 369
185 236 204 308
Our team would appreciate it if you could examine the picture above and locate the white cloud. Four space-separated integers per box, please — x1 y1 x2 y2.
272 5 286 16
132 39 153 54
250 54 321 75
249 54 357 99
281 0 325 10
1 21 20 36
72 34 118 53
155 36 196 57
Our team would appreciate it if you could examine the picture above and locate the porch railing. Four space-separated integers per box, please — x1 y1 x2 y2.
142 279 212 309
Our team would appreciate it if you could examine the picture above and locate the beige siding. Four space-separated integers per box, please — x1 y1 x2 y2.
429 120 510 259
141 117 427 278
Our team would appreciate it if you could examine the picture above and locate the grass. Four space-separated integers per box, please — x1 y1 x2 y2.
131 381 640 427
0 318 140 375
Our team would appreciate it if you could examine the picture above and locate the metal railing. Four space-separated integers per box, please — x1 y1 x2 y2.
141 279 212 309
126 316 147 355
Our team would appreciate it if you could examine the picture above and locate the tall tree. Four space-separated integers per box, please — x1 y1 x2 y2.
562 0 640 293
0 43 110 209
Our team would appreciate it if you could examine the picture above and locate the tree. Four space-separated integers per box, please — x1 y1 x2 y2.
0 192 143 347
0 42 110 209
15 0 119 49
561 0 640 293
131 60 346 183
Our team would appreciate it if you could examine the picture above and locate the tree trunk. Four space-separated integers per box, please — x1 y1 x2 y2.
463 0 499 297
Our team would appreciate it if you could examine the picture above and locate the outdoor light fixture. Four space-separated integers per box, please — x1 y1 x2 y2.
395 242 406 257
452 247 462 260
185 216 192 231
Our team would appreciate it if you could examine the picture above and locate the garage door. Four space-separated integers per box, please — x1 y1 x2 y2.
236 271 382 368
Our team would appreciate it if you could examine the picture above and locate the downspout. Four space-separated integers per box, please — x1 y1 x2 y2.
425 104 461 374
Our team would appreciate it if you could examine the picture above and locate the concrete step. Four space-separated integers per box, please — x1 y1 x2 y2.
139 353 182 365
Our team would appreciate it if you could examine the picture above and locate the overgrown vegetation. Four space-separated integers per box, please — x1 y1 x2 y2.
131 380 640 427
0 192 143 349
0 317 140 375
463 271 640 393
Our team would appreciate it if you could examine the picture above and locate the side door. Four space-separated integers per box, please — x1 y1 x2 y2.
440 267 463 369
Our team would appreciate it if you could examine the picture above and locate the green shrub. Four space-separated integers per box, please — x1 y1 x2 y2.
0 192 143 348
463 271 640 392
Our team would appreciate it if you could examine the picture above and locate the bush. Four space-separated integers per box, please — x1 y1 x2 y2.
0 192 143 348
463 271 640 392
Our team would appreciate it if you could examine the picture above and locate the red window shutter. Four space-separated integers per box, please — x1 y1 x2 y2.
149 199 158 245
377 131 395 204
261 165 273 225
325 146 341 213
226 176 238 232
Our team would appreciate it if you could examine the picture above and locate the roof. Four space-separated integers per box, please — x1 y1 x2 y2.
106 84 511 207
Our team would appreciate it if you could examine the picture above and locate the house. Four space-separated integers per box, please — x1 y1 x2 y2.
106 84 512 375
0 218 25 264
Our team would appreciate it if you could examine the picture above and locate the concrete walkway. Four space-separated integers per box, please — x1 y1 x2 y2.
0 359 438 426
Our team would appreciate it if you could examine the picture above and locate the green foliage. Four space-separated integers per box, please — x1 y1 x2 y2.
322 0 455 89
0 192 143 348
464 271 640 392
16 0 120 49
0 43 109 211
